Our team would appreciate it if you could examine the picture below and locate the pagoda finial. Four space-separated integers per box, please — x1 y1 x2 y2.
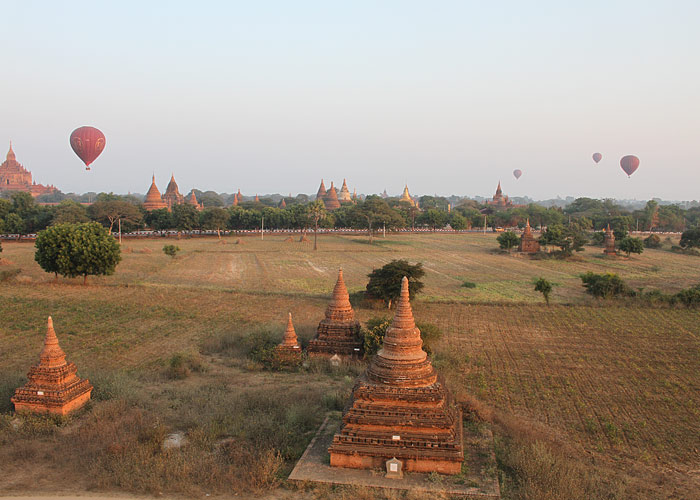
7 141 16 161
392 277 416 330
281 312 300 347
40 316 67 368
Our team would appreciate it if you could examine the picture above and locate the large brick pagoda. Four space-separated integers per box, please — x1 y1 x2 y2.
307 269 363 359
329 277 464 474
12 317 93 416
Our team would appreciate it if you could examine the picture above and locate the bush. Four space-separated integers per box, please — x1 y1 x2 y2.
618 236 644 257
644 234 662 248
163 244 180 258
461 281 477 288
497 231 519 251
534 278 553 305
242 328 279 369
165 353 205 380
365 259 425 308
580 272 633 299
674 284 700 307
589 231 605 246
679 228 700 248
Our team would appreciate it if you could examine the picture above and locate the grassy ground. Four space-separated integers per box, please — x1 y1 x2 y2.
0 234 698 499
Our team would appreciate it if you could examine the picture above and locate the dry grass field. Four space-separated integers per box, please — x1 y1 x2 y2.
0 233 698 499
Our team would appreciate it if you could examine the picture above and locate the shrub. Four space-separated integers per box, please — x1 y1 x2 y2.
618 236 644 257
679 228 700 248
163 244 180 258
534 278 553 305
590 231 605 246
365 259 425 308
644 234 662 248
242 328 279 369
580 272 633 299
674 284 700 307
462 281 477 288
497 231 519 251
165 353 205 380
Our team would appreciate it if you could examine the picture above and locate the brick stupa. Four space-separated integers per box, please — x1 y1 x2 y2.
518 219 540 253
307 269 363 359
274 313 302 364
604 224 617 256
329 277 464 474
12 317 93 416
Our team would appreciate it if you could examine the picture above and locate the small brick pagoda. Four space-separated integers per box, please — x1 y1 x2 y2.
274 313 302 363
604 224 617 256
307 269 363 359
518 219 540 254
12 317 93 416
329 277 464 474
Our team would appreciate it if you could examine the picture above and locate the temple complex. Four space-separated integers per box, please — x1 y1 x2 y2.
274 313 302 364
0 143 58 197
518 219 540 253
163 174 185 209
399 185 417 207
329 277 464 474
604 224 617 255
12 317 93 416
143 175 168 210
323 182 341 210
338 179 352 203
487 181 513 208
279 198 287 208
308 269 363 359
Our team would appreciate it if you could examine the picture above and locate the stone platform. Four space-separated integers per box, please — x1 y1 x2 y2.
289 413 501 498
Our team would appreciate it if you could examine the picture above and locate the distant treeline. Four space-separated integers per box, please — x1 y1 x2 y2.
1 191 698 236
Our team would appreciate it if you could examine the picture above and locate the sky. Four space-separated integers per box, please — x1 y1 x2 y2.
2 1 699 200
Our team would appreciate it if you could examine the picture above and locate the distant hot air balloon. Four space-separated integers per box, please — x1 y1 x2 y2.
70 126 106 170
513 169 522 180
592 152 602 164
620 155 640 177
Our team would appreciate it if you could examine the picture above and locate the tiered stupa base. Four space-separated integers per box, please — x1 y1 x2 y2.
307 320 362 359
329 376 463 474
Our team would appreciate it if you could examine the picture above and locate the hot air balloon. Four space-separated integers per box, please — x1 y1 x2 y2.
70 126 106 170
513 169 522 180
592 153 602 163
620 155 640 177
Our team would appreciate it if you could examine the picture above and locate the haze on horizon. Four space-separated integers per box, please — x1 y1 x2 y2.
2 1 699 201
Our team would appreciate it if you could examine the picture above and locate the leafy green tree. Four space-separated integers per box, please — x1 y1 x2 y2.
2 213 25 237
417 208 448 230
539 223 587 256
52 200 89 225
366 260 425 308
34 222 121 284
145 208 173 232
349 197 404 244
580 272 632 299
680 228 700 249
0 199 11 220
88 200 143 235
534 278 553 305
618 236 644 257
11 192 36 218
172 204 200 231
200 207 229 240
449 213 468 230
497 231 520 251
162 244 180 258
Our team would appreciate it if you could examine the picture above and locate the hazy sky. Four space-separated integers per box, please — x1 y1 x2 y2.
2 1 699 200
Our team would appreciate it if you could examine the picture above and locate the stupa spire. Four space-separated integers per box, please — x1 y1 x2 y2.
40 316 67 368
325 268 353 321
7 141 15 160
281 313 299 347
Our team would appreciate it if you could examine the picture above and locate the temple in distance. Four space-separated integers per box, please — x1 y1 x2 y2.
0 142 58 197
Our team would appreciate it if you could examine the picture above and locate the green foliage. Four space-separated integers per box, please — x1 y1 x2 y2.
618 236 644 257
580 272 632 299
590 231 605 246
172 204 200 231
417 208 448 229
34 222 121 282
243 328 279 369
165 353 205 380
497 231 520 251
644 234 662 248
362 317 442 357
461 281 477 288
534 277 553 305
145 208 173 231
162 244 180 258
674 284 700 307
88 200 143 233
52 200 89 225
449 213 468 230
199 208 229 237
365 259 425 307
679 228 700 249
539 223 587 256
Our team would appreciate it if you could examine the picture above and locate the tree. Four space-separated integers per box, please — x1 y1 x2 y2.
417 208 448 230
349 197 404 244
366 260 425 308
497 231 519 252
618 236 644 257
34 222 122 284
680 228 700 249
2 213 25 237
200 207 229 240
307 200 327 251
172 204 200 232
539 223 587 256
145 208 173 232
52 200 89 225
643 234 661 248
449 213 468 230
88 200 143 238
534 278 553 305
580 272 631 299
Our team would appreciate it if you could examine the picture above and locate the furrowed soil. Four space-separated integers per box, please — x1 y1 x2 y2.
0 233 698 500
